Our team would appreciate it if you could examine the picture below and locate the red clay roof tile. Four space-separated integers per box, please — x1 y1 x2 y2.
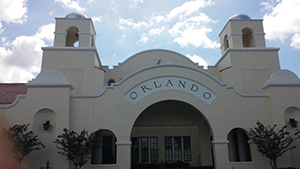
0 83 27 104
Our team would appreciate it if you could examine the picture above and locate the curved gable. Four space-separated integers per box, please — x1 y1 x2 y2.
104 49 201 84
121 49 199 67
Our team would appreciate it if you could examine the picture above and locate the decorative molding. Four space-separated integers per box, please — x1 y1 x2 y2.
227 33 243 39
118 49 199 67
229 162 255 165
78 32 92 35
115 141 131 145
90 164 117 167
211 140 229 144
218 19 263 36
54 31 67 35
262 70 300 89
0 95 26 109
42 47 97 51
215 47 280 66
42 47 100 64
124 76 217 105
71 63 269 99
26 69 74 90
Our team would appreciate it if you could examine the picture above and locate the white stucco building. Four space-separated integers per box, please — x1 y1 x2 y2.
1 12 300 169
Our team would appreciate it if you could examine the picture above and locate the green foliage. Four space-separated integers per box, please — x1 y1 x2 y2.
249 121 300 169
3 124 45 169
54 128 96 169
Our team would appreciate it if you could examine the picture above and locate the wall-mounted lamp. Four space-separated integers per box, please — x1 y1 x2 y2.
289 118 298 128
43 121 51 130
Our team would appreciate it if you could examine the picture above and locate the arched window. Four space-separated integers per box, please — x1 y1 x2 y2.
91 129 117 165
242 28 254 47
66 26 79 47
227 128 251 162
32 109 57 168
284 107 300 165
224 35 229 51
284 107 300 126
108 79 115 86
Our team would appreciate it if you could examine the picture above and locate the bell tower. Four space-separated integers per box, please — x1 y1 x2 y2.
41 12 104 95
53 12 96 47
216 14 280 94
219 14 267 54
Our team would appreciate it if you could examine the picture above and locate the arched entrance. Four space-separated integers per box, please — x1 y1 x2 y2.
130 100 214 169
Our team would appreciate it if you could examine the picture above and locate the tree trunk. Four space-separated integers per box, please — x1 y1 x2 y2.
74 165 81 169
270 159 277 169
15 158 23 169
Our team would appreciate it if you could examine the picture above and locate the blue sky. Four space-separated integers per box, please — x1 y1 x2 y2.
0 0 300 83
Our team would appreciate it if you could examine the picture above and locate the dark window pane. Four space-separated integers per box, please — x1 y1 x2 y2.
150 137 158 162
165 137 173 162
183 137 191 162
132 138 140 163
174 137 182 161
141 137 149 162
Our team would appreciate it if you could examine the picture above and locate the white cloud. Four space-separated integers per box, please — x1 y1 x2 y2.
0 23 55 83
118 0 217 49
0 36 44 83
168 13 219 48
92 16 103 23
188 13 215 23
1 37 10 47
54 0 85 12
129 0 144 8
0 23 3 34
291 33 300 49
154 16 164 23
137 33 149 44
136 27 166 44
186 54 208 69
166 2 217 49
35 23 55 42
167 0 214 19
170 26 218 48
262 0 300 49
149 26 166 36
119 17 153 30
0 0 28 25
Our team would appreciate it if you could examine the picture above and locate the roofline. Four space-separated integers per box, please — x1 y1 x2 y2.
112 49 199 68
41 47 101 66
215 47 280 66
70 63 268 99
55 17 97 36
218 19 263 37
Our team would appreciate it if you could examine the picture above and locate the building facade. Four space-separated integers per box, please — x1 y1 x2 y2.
1 13 300 169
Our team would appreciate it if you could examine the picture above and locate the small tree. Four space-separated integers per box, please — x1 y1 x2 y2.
3 124 45 169
54 128 96 169
249 121 300 169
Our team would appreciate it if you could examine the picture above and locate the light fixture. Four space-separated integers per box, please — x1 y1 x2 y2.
289 118 298 128
43 121 51 130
